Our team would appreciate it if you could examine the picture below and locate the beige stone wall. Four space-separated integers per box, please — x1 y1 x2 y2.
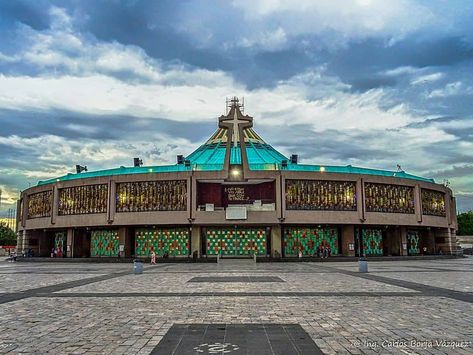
18 170 454 231
15 169 459 256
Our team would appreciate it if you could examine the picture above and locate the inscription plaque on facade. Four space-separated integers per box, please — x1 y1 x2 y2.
224 187 249 203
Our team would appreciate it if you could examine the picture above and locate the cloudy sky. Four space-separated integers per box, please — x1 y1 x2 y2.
0 0 472 215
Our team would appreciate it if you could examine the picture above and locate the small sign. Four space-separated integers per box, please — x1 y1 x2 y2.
348 243 355 251
402 243 407 250
119 245 124 252
67 245 71 252
226 206 247 220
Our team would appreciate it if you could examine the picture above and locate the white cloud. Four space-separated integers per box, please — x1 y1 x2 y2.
411 72 444 85
231 0 434 44
237 27 288 51
428 81 473 98
0 184 20 206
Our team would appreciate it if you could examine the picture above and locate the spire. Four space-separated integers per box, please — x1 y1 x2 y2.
220 97 253 147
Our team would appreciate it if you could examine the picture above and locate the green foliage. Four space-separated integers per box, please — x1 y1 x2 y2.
0 222 17 245
457 211 473 236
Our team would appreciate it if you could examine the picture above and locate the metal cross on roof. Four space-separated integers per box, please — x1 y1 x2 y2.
219 98 253 147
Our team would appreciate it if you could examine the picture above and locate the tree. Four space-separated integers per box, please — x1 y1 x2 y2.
457 211 473 236
0 222 17 246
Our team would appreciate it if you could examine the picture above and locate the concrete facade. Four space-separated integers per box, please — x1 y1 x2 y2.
16 99 458 258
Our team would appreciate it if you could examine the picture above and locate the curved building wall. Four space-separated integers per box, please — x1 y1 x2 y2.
16 169 458 257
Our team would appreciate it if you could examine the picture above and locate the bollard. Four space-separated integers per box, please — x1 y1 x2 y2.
358 257 368 273
133 259 143 274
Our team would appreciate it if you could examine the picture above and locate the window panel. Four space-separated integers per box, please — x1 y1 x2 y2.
116 180 187 212
27 191 52 219
59 184 108 215
286 180 356 211
365 183 414 214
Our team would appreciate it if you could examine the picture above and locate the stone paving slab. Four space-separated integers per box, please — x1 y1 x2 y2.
0 296 472 354
374 271 473 292
0 273 105 293
0 258 472 354
55 272 415 294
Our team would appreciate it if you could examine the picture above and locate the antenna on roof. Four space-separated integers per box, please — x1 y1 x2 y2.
225 96 244 114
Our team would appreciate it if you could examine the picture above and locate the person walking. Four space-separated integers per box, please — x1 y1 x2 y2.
298 248 303 261
150 251 156 264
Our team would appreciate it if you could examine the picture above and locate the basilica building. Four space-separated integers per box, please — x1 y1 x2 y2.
16 98 458 259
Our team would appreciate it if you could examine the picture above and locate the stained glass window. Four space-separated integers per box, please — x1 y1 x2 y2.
286 180 356 211
283 227 339 256
421 189 446 216
58 184 108 215
205 227 267 256
116 180 187 212
91 230 119 257
362 229 383 255
135 228 190 256
407 230 420 255
364 183 414 214
27 190 52 219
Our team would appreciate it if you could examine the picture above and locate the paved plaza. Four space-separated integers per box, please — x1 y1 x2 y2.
0 258 472 354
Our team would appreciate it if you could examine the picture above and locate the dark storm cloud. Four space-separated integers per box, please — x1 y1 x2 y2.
0 0 50 31
0 109 214 143
428 165 473 180
260 125 397 163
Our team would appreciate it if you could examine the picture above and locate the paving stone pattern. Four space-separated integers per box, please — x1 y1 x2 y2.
0 258 472 354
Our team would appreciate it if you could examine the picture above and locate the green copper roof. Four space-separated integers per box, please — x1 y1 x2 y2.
37 161 434 186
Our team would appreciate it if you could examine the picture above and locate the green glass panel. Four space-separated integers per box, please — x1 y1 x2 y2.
283 227 339 256
362 229 383 255
206 227 267 256
91 230 119 257
54 232 67 256
135 228 190 257
407 230 420 255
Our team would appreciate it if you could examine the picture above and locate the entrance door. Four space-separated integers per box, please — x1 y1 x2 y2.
205 227 268 256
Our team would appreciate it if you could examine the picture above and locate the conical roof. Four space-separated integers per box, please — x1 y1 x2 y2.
186 98 288 167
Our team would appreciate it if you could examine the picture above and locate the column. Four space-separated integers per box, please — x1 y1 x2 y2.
118 227 127 258
341 225 355 256
16 230 26 253
271 225 282 257
433 228 456 255
51 185 59 225
191 226 200 257
67 229 74 258
108 180 116 223
400 227 408 256
357 179 365 222
414 184 422 223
